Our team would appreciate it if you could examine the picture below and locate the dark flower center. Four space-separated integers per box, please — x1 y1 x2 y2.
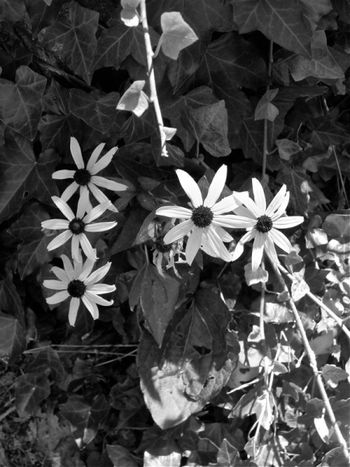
69 218 85 234
67 280 86 298
256 215 273 233
74 168 91 185
191 206 213 228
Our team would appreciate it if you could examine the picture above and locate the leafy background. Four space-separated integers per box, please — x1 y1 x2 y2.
0 0 349 466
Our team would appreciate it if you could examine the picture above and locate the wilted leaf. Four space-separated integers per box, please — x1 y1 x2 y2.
107 444 138 467
158 12 198 60
15 372 51 417
0 313 25 362
254 89 279 122
40 2 99 84
0 66 46 140
117 80 149 117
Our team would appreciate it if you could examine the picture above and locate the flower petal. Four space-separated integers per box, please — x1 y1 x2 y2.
273 216 304 229
52 196 75 221
70 137 84 169
82 295 99 319
43 280 67 290
204 165 227 208
86 142 106 171
271 191 290 220
252 178 266 212
213 225 233 242
235 191 262 218
88 283 116 294
211 194 236 215
269 228 293 253
52 169 75 180
79 234 97 260
85 221 117 232
71 235 82 263
85 262 112 285
68 297 80 326
251 232 266 271
47 230 72 251
78 257 96 281
163 219 193 244
91 175 128 192
89 183 115 207
213 215 256 229
265 184 287 217
264 235 279 266
61 182 79 202
204 228 232 261
77 185 91 217
231 230 255 261
185 228 202 265
61 255 74 280
90 147 117 174
156 206 192 219
84 202 111 223
85 291 113 306
232 205 256 218
42 219 69 230
50 266 69 282
46 290 69 305
175 169 203 207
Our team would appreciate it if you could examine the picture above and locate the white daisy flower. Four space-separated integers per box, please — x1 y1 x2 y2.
229 178 304 271
155 165 244 265
43 255 116 326
52 137 128 212
41 196 117 262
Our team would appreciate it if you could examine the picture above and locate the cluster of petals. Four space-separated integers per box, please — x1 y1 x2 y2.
44 255 115 326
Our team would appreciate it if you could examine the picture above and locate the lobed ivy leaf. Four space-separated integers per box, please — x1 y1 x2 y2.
0 0 26 22
322 364 349 388
0 66 46 140
158 12 198 60
0 313 25 363
120 0 140 28
0 278 25 323
233 0 313 57
40 2 99 84
254 89 280 122
15 372 51 417
117 80 149 117
107 444 138 467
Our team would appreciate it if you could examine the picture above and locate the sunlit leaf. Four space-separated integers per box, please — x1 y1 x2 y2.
121 0 140 27
158 12 198 60
254 89 279 122
117 80 149 117
322 364 348 388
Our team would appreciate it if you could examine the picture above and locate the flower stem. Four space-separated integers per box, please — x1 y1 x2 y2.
259 282 266 340
139 0 168 157
270 260 349 459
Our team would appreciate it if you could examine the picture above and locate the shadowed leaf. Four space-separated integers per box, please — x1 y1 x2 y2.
0 313 25 363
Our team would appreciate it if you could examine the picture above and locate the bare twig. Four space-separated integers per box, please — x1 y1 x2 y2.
139 0 168 157
259 283 266 340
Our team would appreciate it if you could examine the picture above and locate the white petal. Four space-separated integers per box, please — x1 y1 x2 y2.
273 216 304 229
52 169 75 180
78 257 96 281
185 228 202 265
86 142 106 171
79 234 97 260
71 235 82 263
88 283 116 294
52 196 74 221
85 291 113 306
43 280 67 290
73 257 84 277
50 266 69 282
77 185 91 217
213 215 256 229
46 290 69 305
70 137 84 169
90 147 117 174
231 230 255 261
89 183 113 205
163 219 193 244
61 182 79 202
204 165 227 208
61 255 74 280
236 192 263 218
84 202 111 223
211 194 236 215
265 184 287 217
252 178 266 212
175 169 203 208
91 175 128 192
42 219 69 230
85 221 117 232
204 228 232 261
156 206 192 219
251 232 266 271
68 297 80 326
264 235 279 266
213 225 233 242
47 230 72 251
232 205 256 218
82 295 99 320
269 228 293 253
271 192 290 220
85 262 112 285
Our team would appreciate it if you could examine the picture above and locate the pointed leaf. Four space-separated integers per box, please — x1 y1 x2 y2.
15 372 50 417
121 0 140 27
117 81 149 117
0 313 25 363
159 12 198 60
107 444 138 467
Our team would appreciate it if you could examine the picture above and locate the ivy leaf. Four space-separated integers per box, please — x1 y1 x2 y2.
0 313 25 363
39 2 99 84
158 12 198 60
121 0 140 27
25 347 67 387
0 278 25 322
188 100 231 157
0 0 26 22
254 89 279 122
117 81 149 117
0 66 46 140
70 89 120 133
15 372 51 418
233 0 312 57
276 139 302 161
107 444 138 467
10 203 50 279
322 364 349 388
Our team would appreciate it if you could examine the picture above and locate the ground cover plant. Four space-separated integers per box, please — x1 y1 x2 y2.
0 0 349 466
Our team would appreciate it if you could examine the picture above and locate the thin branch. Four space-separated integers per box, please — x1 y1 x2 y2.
262 40 274 179
331 145 349 208
139 0 168 157
259 283 266 340
270 260 349 459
